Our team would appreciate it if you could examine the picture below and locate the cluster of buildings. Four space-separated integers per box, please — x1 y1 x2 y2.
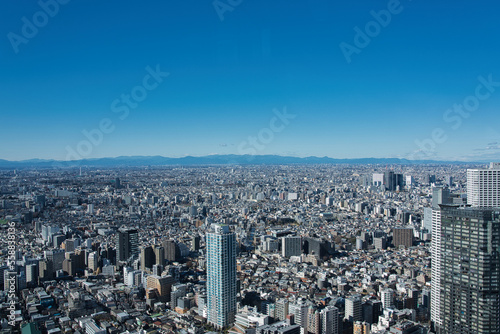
0 162 498 333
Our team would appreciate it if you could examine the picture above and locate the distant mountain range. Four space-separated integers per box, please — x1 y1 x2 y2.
0 155 477 168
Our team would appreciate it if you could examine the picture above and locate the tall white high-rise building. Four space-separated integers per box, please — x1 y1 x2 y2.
275 299 289 321
429 186 454 329
321 305 339 334
467 162 500 208
430 208 442 329
207 224 237 329
344 295 362 322
381 288 394 310
289 301 308 329
26 263 38 285
88 252 98 272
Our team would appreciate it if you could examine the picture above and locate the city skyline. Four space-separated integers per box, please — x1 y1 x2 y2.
2 1 500 161
1 159 499 333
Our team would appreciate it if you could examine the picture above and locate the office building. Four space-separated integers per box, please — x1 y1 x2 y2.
303 237 331 259
41 225 60 244
116 228 139 263
362 300 381 325
289 302 308 329
372 172 403 191
276 299 289 321
64 238 79 252
53 234 66 248
154 245 164 265
171 284 187 309
282 236 302 258
320 305 339 334
437 206 500 334
63 253 78 276
39 260 54 281
88 252 98 272
140 246 155 272
381 289 394 310
392 227 414 248
146 275 174 303
345 295 362 322
432 187 451 209
206 224 237 329
26 263 38 286
373 173 384 187
44 249 65 272
374 237 387 250
86 321 106 334
162 239 180 262
467 162 500 207
422 207 433 232
445 175 453 186
191 235 200 251
307 306 321 334
384 171 404 191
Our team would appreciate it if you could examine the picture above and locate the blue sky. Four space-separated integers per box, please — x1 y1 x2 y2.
1 0 500 161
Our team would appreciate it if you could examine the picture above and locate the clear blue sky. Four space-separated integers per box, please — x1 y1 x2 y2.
2 0 500 161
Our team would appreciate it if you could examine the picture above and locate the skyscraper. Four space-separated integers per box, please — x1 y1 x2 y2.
140 246 155 273
383 171 404 191
430 207 443 329
116 228 139 264
430 186 453 329
207 224 237 329
282 236 302 258
437 206 500 334
467 162 500 207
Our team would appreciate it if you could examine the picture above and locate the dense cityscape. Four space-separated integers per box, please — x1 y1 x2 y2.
3 1 500 333
0 162 498 333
